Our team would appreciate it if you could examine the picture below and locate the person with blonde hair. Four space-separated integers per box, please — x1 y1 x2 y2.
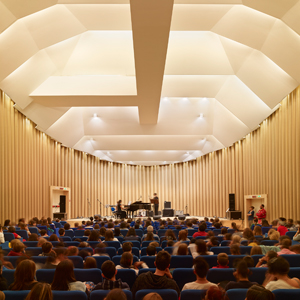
143 293 162 300
7 240 26 256
268 229 280 241
25 282 53 300
9 259 37 290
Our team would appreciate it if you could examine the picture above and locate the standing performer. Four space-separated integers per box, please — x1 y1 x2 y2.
256 204 266 225
153 193 159 216
247 206 255 228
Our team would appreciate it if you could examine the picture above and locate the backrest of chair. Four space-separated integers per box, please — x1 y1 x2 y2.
141 241 152 248
161 240 169 248
261 227 272 234
226 289 248 300
74 230 85 237
135 229 143 238
181 289 207 300
199 255 218 268
260 240 279 246
64 230 75 238
4 232 14 242
118 247 140 257
211 246 230 254
52 291 88 300
23 241 38 247
104 247 117 259
213 229 222 236
286 231 297 239
120 229 128 236
115 269 137 289
248 268 267 285
140 247 162 256
158 229 167 237
138 268 156 275
90 289 132 300
281 254 300 267
88 255 111 269
163 246 173 254
251 254 264 265
135 289 178 300
227 255 245 268
74 268 102 284
15 230 29 240
221 240 231 246
32 256 47 264
25 247 43 256
288 267 300 278
140 255 156 268
272 289 300 300
36 269 56 283
59 236 72 241
2 269 15 286
172 268 196 290
3 256 19 268
240 240 248 246
112 255 139 266
4 290 30 300
207 268 235 283
170 255 193 268
28 227 40 234
240 246 252 255
115 236 124 243
105 241 121 250
123 240 140 249
67 256 84 268
88 241 100 249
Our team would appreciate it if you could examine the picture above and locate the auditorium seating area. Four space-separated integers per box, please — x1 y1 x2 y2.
1 218 300 300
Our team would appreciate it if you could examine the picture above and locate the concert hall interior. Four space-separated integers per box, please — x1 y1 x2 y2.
1 0 300 224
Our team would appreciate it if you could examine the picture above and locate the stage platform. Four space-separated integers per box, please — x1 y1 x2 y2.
66 216 245 229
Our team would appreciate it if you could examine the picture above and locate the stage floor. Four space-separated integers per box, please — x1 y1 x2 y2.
67 216 245 229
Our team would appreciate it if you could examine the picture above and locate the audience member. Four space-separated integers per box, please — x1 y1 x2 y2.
51 259 87 292
182 257 217 290
28 233 39 241
24 282 53 300
143 293 162 300
146 245 157 256
193 224 207 238
105 288 127 300
8 227 21 239
277 238 295 255
256 251 278 268
39 242 53 256
277 218 288 236
0 261 7 291
212 253 229 269
250 246 263 255
293 226 300 241
230 244 241 255
88 230 101 242
246 285 274 300
9 259 37 290
124 228 139 241
131 251 180 297
84 257 97 269
7 240 26 256
116 252 148 275
205 286 228 300
264 256 300 291
225 260 258 291
189 239 213 258
243 256 255 268
92 260 129 290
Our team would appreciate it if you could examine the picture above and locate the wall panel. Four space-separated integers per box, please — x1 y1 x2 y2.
1 87 300 223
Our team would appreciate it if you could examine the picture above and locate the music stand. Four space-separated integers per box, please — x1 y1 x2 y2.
150 199 158 204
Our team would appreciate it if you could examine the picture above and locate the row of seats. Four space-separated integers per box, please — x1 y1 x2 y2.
3 288 300 300
3 266 300 291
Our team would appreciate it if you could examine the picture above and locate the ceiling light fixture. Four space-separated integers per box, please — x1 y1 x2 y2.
183 97 188 101
93 113 98 118
199 113 204 118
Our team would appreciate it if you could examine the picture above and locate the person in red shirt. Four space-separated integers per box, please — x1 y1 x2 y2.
193 223 208 238
256 204 266 224
277 218 288 236
212 253 229 269
7 226 21 239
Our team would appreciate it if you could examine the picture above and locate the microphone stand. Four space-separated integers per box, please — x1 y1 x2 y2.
97 199 101 217
185 205 188 216
87 198 91 218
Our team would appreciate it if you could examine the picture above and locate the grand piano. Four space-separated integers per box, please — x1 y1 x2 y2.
125 201 151 218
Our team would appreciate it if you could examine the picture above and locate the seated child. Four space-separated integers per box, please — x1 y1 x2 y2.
212 253 229 269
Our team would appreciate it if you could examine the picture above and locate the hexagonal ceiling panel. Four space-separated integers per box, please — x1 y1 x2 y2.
1 0 300 165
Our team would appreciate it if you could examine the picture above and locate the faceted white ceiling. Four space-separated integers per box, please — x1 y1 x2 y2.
1 0 300 166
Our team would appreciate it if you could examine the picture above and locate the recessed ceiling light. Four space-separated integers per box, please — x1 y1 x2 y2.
183 97 188 101
93 113 98 118
163 97 168 101
186 152 189 155
199 113 204 118
163 161 166 164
